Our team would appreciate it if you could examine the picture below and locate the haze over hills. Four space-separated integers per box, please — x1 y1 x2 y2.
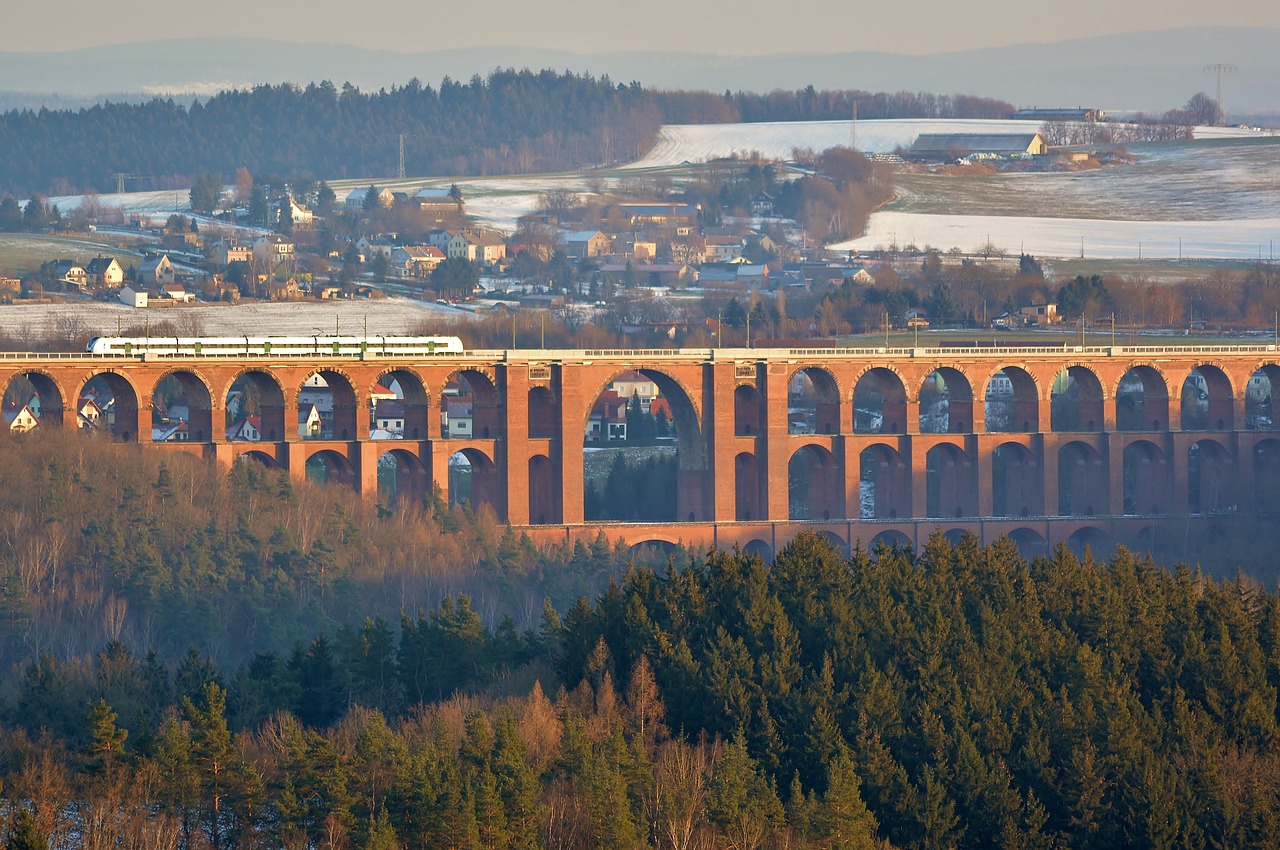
0 27 1277 118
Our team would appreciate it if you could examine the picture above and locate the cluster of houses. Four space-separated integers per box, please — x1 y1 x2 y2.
585 371 672 444
2 385 116 435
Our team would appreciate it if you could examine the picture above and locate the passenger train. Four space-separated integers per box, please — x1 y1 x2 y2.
84 335 466 357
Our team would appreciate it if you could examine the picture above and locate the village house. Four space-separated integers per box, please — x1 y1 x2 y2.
135 254 175 287
277 196 314 227
562 230 612 260
51 260 88 289
751 192 775 215
3 398 38 433
119 285 148 308
252 234 295 268
85 257 124 288
586 390 629 443
157 282 196 304
390 245 446 278
414 187 464 218
208 240 253 266
447 231 507 265
228 416 262 441
609 202 700 227
346 187 394 209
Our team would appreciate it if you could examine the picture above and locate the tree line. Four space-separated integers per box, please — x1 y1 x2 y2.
7 524 1280 848
0 71 1017 198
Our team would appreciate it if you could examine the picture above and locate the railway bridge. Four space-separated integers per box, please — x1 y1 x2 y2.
4 343 1280 557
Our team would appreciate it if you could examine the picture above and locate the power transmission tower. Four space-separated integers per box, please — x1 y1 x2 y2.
112 173 137 194
398 134 406 179
851 98 858 150
1203 63 1237 123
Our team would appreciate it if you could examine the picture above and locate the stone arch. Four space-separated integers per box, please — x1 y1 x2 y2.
869 529 912 555
1179 364 1233 432
926 442 974 517
1122 439 1167 515
77 371 142 442
983 366 1039 432
1245 364 1280 430
1255 439 1280 512
735 452 762 521
1131 524 1161 555
151 368 214 442
234 449 278 469
788 366 841 435
1051 365 1105 432
1008 528 1048 560
859 443 908 519
918 367 973 434
734 384 763 436
993 442 1042 517
1188 438 1234 514
225 369 286 442
582 367 709 523
1058 441 1106 516
743 539 773 561
853 367 907 434
1116 365 1169 432
305 448 357 489
443 369 501 440
942 528 968 547
1066 526 1111 561
528 453 558 524
449 446 501 516
378 448 431 507
373 368 430 440
528 386 557 439
299 368 359 441
2 369 67 431
816 530 849 557
629 539 680 558
789 444 842 520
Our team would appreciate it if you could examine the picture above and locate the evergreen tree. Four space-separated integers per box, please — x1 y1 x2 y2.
4 809 45 850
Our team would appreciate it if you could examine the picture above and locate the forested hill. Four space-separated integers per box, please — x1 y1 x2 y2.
0 69 1014 197
4 429 1280 846
0 71 664 197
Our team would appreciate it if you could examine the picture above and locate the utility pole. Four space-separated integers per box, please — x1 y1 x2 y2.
1203 64 1237 123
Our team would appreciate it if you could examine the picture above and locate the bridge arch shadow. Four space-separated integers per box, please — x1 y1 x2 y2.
1007 528 1048 560
743 539 773 561
2 370 66 431
853 367 906 434
984 366 1038 432
1065 526 1111 561
379 448 430 508
919 367 973 434
1051 365 1104 432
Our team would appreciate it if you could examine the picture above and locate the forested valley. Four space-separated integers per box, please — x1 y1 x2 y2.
4 432 1280 847
0 71 1013 197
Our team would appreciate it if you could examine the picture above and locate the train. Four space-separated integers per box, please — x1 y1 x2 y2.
84 335 466 357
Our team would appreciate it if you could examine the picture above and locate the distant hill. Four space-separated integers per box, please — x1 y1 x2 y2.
1 28 1278 117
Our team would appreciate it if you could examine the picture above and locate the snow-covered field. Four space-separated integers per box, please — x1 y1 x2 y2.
626 119 1275 169
828 212 1280 261
34 119 1280 259
0 298 459 341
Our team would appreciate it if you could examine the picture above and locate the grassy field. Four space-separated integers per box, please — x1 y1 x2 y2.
0 233 150 276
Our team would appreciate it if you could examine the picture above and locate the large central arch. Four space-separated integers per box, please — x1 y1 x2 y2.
582 367 710 522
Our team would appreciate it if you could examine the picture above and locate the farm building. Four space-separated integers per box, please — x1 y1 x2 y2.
908 133 1047 162
1010 107 1105 123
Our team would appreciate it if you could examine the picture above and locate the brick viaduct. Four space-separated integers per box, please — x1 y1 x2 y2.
5 343 1280 558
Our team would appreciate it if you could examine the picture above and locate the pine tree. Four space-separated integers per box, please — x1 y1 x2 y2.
83 697 128 771
4 809 46 850
815 750 880 850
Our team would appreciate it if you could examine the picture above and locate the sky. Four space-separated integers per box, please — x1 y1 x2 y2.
6 0 1280 56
